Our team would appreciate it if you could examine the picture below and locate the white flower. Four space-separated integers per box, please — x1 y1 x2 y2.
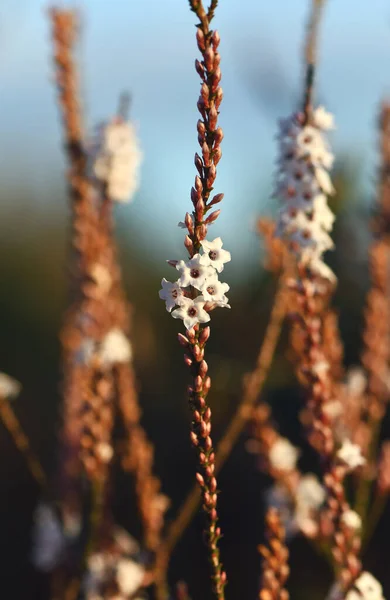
171 296 210 330
176 255 215 290
295 509 319 538
296 474 325 509
159 279 185 312
99 328 132 366
353 572 384 600
314 106 335 130
96 442 113 463
199 237 231 272
346 367 367 397
93 120 142 203
295 126 327 158
337 440 366 471
315 166 335 195
32 504 65 572
341 509 362 530
201 277 230 306
116 559 145 595
269 438 299 472
0 373 21 399
89 263 112 294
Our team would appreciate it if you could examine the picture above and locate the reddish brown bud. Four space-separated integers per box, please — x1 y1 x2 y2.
197 119 206 135
195 175 203 192
196 28 206 51
199 360 208 377
202 142 211 166
213 52 221 68
184 235 194 254
193 410 201 422
195 58 205 78
196 199 205 219
199 452 206 464
207 163 217 186
205 209 220 225
184 354 193 367
199 224 207 240
204 406 211 420
199 326 210 344
210 477 217 492
178 333 189 347
193 344 202 361
204 47 214 71
213 146 222 165
212 30 221 49
185 212 194 232
215 87 223 110
205 436 213 451
209 105 218 130
214 127 224 145
190 432 198 446
211 67 222 92
195 375 203 392
200 82 209 102
196 472 205 486
203 376 211 392
194 153 203 175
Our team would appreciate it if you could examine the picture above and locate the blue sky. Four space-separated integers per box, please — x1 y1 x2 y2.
1 0 390 274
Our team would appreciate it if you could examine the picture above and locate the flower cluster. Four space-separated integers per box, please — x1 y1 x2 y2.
93 118 143 203
83 529 146 600
274 106 336 281
159 237 231 330
77 327 133 367
327 572 385 600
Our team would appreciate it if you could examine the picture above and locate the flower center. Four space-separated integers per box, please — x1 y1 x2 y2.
190 268 200 278
209 251 218 260
207 286 216 295
172 289 178 298
187 307 197 317
303 135 312 144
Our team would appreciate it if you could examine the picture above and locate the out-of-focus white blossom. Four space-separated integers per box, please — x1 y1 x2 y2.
159 279 185 312
295 474 326 509
90 263 112 295
274 108 336 281
346 367 367 397
171 297 210 330
96 442 114 463
99 328 132 366
116 558 145 595
269 438 299 472
32 503 65 572
341 509 362 530
0 373 21 399
199 237 231 272
93 120 142 203
337 439 366 471
326 572 385 600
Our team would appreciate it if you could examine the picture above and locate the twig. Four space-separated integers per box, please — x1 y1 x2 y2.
0 396 47 487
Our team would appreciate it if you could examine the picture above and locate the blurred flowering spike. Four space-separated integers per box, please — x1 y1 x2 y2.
32 503 65 572
93 119 143 203
200 238 231 272
274 108 336 281
172 297 210 330
336 439 366 472
0 373 21 400
268 438 300 472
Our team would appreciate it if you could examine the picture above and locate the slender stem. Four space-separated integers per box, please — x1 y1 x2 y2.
155 279 286 593
0 397 46 487
302 0 326 122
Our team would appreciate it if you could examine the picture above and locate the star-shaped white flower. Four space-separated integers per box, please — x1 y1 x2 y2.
116 558 145 596
199 238 231 273
99 328 132 366
159 278 185 312
269 437 299 472
353 572 384 600
315 166 335 195
201 277 230 306
176 255 215 290
295 474 325 510
313 106 335 131
337 439 366 471
171 296 210 330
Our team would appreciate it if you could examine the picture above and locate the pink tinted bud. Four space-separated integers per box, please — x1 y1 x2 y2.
204 47 214 71
196 28 206 51
199 360 208 377
209 193 224 206
199 452 206 464
196 472 205 486
195 375 203 392
212 30 220 49
195 175 203 192
190 432 198 446
200 82 209 102
211 68 222 92
198 397 206 409
213 52 221 68
184 235 193 252
199 326 210 344
193 410 201 422
215 87 223 110
197 97 206 116
205 209 220 225
207 163 216 186
195 59 205 78
193 344 202 361
203 376 211 392
199 224 207 240
197 119 206 135
185 211 194 230
204 406 211 420
200 421 207 436
194 153 203 175
178 333 189 347
196 199 205 219
209 477 217 492
205 436 212 451
213 146 222 165
184 354 192 367
202 142 211 166
214 127 224 145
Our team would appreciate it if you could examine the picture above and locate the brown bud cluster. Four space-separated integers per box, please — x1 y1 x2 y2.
258 508 289 600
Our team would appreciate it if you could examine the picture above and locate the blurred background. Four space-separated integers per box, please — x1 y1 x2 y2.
1 0 390 598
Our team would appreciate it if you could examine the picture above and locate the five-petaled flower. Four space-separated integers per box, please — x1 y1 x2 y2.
201 277 230 306
176 255 215 290
200 237 231 272
171 297 210 330
159 278 185 312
